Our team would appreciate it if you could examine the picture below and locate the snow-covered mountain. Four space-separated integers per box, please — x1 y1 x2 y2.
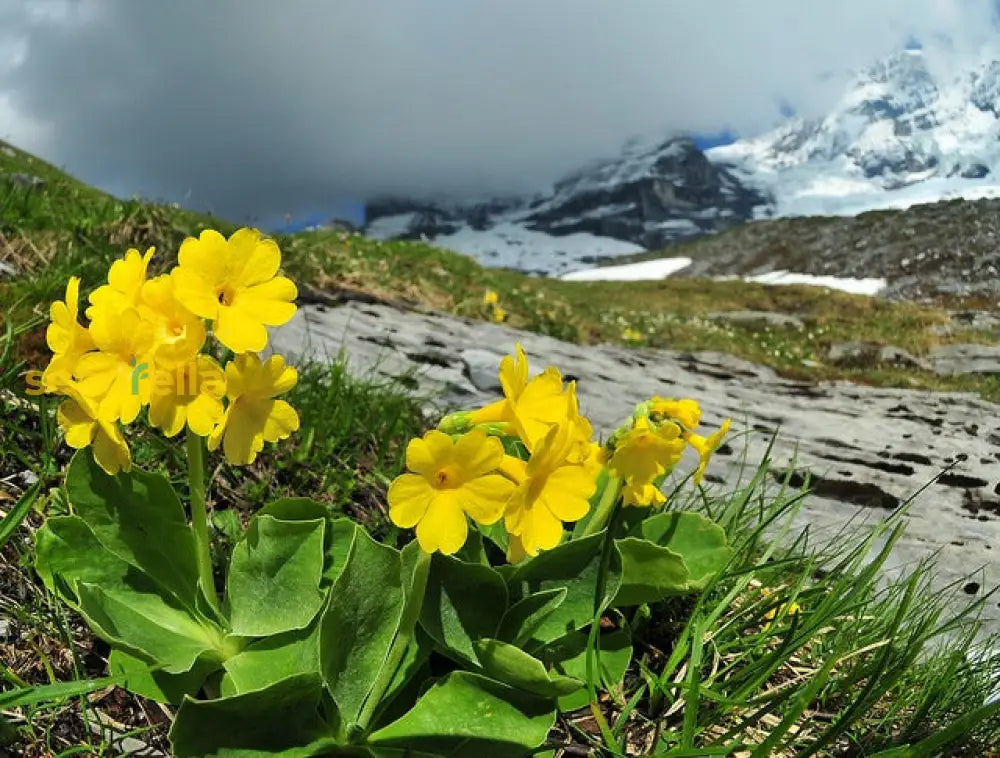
365 48 1000 277
365 137 767 275
710 49 1000 217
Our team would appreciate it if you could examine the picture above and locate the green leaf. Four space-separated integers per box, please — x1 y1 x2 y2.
65 449 201 611
109 648 215 705
368 671 555 757
169 674 335 758
419 553 507 663
496 588 567 649
258 498 358 587
35 516 225 673
320 528 404 724
614 511 732 606
542 628 633 712
0 676 121 709
221 625 321 697
473 639 582 698
507 533 621 645
227 514 326 637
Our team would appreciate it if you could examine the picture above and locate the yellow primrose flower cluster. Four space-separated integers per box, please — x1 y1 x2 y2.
36 228 301 475
482 290 507 323
387 344 731 558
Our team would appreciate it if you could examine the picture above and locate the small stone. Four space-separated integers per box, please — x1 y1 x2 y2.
706 310 805 330
460 349 504 392
4 172 45 189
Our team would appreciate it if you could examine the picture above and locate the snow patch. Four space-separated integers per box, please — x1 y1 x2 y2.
740 270 886 296
429 222 644 275
560 257 692 282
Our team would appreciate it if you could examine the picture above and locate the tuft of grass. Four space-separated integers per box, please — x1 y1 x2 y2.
549 453 1000 756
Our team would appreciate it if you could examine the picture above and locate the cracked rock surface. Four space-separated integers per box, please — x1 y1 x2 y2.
270 300 1000 634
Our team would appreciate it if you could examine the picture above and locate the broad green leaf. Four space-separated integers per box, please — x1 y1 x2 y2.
542 628 633 712
368 671 555 757
65 450 201 611
496 588 567 649
221 624 321 697
507 533 621 645
473 639 582 698
77 582 224 674
320 529 404 724
615 511 732 606
258 499 358 587
419 553 507 663
35 516 225 673
227 514 326 637
169 674 335 758
109 648 215 705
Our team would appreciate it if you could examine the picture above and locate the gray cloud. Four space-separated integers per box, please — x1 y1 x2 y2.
0 0 997 223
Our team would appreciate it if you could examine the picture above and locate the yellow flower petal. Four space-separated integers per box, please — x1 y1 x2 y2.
415 492 468 555
405 430 456 477
388 474 435 528
457 474 513 525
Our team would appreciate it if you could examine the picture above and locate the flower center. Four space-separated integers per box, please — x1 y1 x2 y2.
433 465 461 489
217 286 236 306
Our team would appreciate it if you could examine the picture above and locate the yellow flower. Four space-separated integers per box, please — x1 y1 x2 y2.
470 344 570 450
149 355 226 438
171 228 297 354
86 247 155 320
622 327 642 342
503 421 597 556
687 418 731 484
42 277 94 392
387 428 514 555
207 353 300 465
650 397 701 431
72 308 157 424
483 290 499 306
492 306 507 323
608 416 685 507
139 274 207 367
621 480 666 507
57 386 131 475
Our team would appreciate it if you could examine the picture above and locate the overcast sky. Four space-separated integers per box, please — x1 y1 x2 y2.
1 1 999 227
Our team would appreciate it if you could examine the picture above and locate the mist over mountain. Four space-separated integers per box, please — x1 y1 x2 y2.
364 47 1000 276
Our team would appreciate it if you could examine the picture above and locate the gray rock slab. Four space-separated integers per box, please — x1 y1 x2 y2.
269 301 1000 634
931 343 1000 376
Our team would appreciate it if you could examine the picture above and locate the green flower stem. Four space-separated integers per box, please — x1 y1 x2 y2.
186 430 220 614
357 547 433 733
581 474 622 537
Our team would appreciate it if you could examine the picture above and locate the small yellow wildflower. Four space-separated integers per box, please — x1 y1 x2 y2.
139 274 207 367
388 428 515 554
469 344 570 450
171 228 297 354
72 308 157 424
207 353 300 465
622 327 642 342
86 247 155 320
492 306 507 323
608 416 685 506
149 355 226 438
503 421 597 556
650 397 701 431
483 290 499 306
688 418 731 484
42 277 94 392
56 386 131 475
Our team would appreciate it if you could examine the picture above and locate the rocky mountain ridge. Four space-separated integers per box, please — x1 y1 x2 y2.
364 48 1000 279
